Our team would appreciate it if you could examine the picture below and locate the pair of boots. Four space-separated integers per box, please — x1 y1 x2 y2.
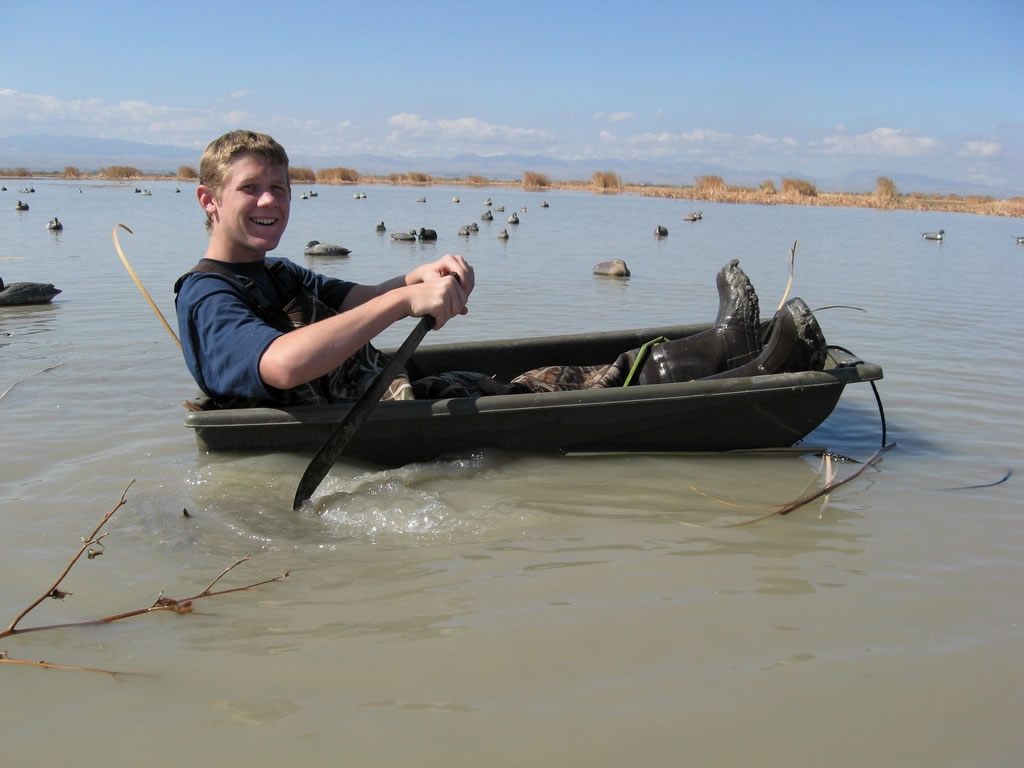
630 259 828 384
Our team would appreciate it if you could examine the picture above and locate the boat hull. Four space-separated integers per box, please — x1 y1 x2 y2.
183 323 883 465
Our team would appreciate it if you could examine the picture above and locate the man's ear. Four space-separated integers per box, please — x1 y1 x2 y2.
197 184 218 216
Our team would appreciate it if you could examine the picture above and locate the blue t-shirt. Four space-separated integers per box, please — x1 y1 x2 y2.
175 257 355 401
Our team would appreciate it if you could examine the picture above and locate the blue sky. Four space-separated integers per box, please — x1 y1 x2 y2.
3 0 1022 193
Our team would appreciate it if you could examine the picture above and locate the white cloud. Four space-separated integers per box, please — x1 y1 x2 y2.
958 139 1001 158
593 111 634 123
820 127 942 157
384 113 553 153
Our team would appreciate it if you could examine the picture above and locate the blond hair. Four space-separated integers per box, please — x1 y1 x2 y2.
199 130 289 231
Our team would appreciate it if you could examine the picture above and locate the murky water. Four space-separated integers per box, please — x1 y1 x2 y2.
1 179 1022 766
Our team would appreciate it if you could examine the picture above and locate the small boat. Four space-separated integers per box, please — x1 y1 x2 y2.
183 323 883 466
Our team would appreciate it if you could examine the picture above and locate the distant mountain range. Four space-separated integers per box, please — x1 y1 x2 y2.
0 134 1012 198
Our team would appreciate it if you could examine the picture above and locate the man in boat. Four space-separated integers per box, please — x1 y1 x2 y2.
175 129 514 409
176 130 827 409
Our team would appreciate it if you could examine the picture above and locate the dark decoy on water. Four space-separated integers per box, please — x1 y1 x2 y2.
391 230 417 241
375 221 387 232
15 200 29 211
654 225 669 237
0 277 62 306
1016 236 1024 245
923 229 945 241
47 217 63 231
418 227 438 241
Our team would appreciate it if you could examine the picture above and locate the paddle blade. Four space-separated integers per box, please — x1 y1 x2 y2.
292 316 433 509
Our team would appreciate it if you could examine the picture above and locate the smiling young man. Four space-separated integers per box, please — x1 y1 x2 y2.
174 129 476 407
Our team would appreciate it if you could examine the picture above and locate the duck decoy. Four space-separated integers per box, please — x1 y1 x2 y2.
47 217 63 231
375 221 387 232
684 211 703 221
484 198 492 206
15 200 29 211
494 205 504 212
418 227 437 241
508 212 519 224
1016 236 1024 245
541 200 549 208
0 277 61 306
452 196 460 203
303 242 351 256
923 229 945 241
480 210 493 221
497 228 509 239
391 230 417 241
416 196 427 203
654 225 668 237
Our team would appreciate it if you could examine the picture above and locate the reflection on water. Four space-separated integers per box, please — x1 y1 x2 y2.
2 180 1023 766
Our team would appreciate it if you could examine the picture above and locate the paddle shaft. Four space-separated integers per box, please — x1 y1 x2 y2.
292 315 434 508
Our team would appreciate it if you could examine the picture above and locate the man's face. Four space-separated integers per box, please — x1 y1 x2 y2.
203 152 290 260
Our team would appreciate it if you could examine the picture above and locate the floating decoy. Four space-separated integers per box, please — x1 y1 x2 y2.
0 277 62 306
684 211 703 221
1016 236 1024 244
923 229 945 241
467 222 479 232
484 198 492 206
541 200 549 208
593 260 630 278
375 221 386 232
416 196 427 203
303 242 350 256
418 227 437 241
494 205 504 212
457 226 472 237
481 210 493 221
47 217 63 231
452 196 460 203
497 228 509 239
15 200 29 211
655 225 668 237
391 230 417 241
508 212 519 224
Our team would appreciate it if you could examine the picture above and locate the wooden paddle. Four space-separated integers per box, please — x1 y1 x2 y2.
292 315 434 509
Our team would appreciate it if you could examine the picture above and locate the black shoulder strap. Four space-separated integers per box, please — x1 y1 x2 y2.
174 260 296 332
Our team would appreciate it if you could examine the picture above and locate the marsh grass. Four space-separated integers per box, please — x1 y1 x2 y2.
592 170 622 192
99 165 143 179
3 162 1021 218
317 166 360 183
523 170 550 190
177 165 198 180
290 166 316 183
782 178 819 197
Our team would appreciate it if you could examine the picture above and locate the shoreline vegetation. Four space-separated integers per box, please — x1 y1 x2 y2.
3 164 1022 219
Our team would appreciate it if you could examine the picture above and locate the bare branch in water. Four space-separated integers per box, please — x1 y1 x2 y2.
679 444 895 528
1 483 289 677
0 363 64 403
935 470 1013 491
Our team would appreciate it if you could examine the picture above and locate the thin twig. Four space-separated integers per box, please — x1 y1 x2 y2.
112 224 181 347
0 651 146 679
678 444 895 528
0 363 64 403
776 240 797 312
2 481 133 637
